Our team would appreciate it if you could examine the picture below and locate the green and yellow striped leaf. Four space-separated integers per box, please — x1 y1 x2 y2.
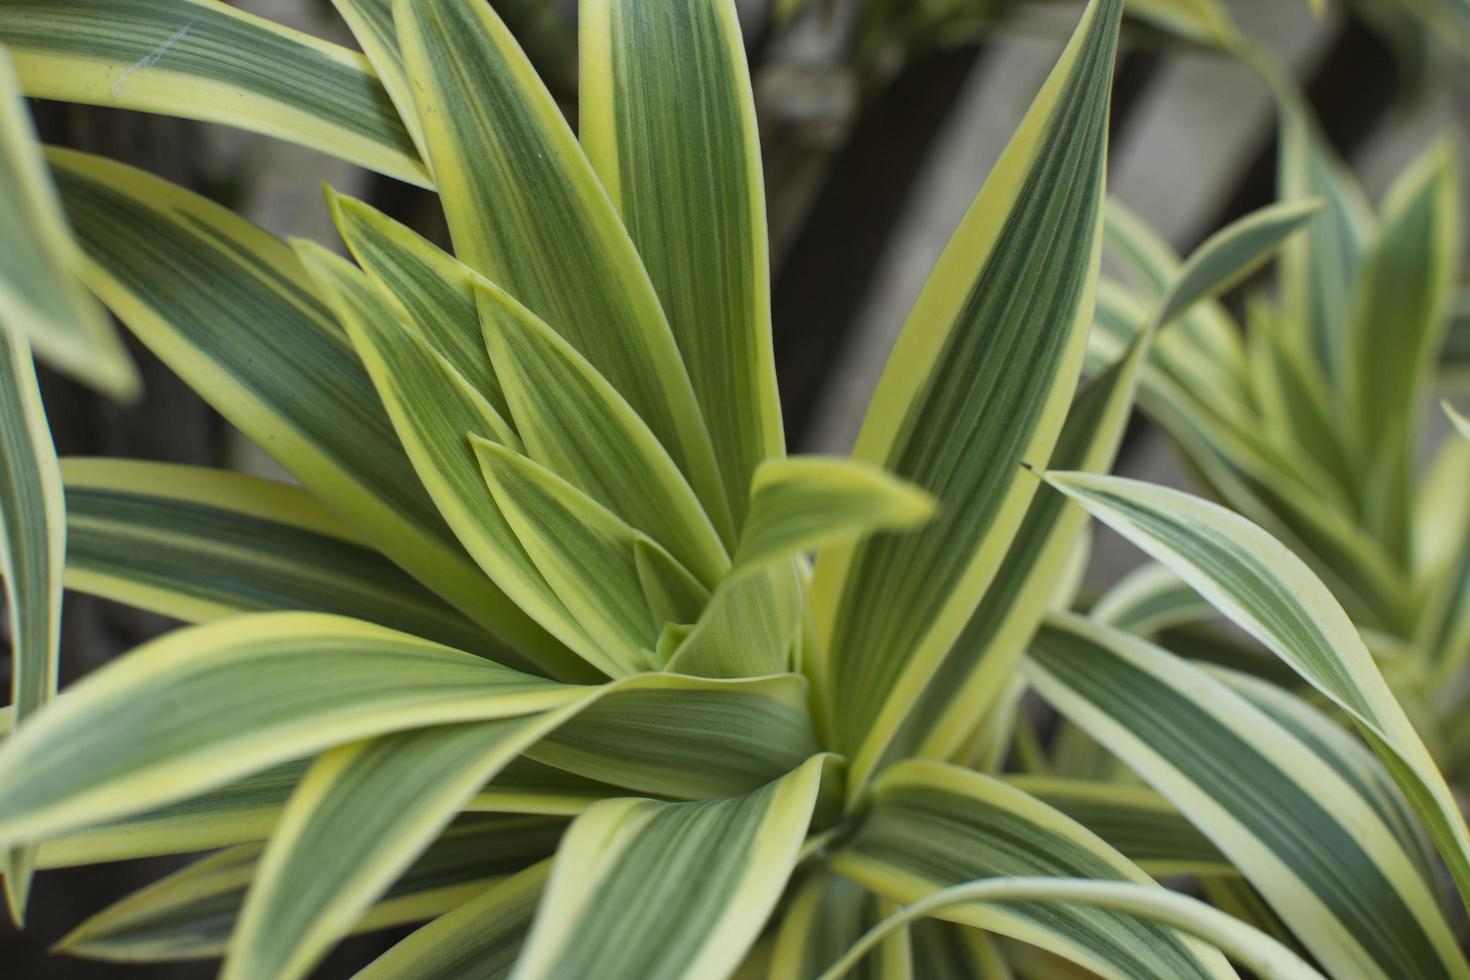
1091 562 1213 635
327 191 508 420
47 149 533 655
356 861 550 980
0 0 426 184
810 0 1124 788
1026 613 1468 979
58 815 564 962
875 317 1148 773
1039 471 1470 910
475 282 728 586
395 0 732 540
0 46 134 396
472 438 668 676
831 760 1234 979
1277 99 1376 387
670 456 934 681
0 613 574 848
60 458 499 657
580 0 783 527
734 458 934 576
819 877 1322 980
225 718 556 980
293 241 591 680
1450 402 1470 442
511 755 832 980
770 871 910 980
326 0 421 157
0 328 63 920
1344 141 1460 563
1003 777 1232 877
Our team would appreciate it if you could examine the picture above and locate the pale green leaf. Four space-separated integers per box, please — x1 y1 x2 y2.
1091 562 1213 635
580 0 783 526
0 0 426 184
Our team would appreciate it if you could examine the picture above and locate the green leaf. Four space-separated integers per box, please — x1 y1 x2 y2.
734 457 935 576
0 328 63 921
1155 199 1321 327
475 282 728 587
0 0 426 184
810 0 1124 787
0 46 135 396
0 612 573 849
819 878 1323 980
1002 777 1232 877
1344 142 1460 563
356 861 550 980
1038 471 1470 912
326 0 422 156
664 559 803 678
224 718 555 980
327 191 508 421
60 458 499 657
1450 402 1470 442
874 316 1149 772
831 760 1233 979
292 240 593 681
511 755 833 980
47 149 534 658
1277 99 1376 387
1091 562 1214 635
770 872 911 980
472 438 667 676
1030 613 1467 979
57 815 564 962
395 0 732 540
580 0 783 526
525 673 821 800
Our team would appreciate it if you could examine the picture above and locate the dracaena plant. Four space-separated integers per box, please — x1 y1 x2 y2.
0 1 1467 979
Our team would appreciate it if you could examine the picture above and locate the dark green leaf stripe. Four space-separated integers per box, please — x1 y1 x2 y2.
832 760 1230 979
582 0 783 527
1027 615 1466 980
0 613 574 847
397 0 733 541
771 871 909 980
815 0 1123 774
1 0 425 183
329 192 509 420
356 861 550 980
0 328 63 918
327 0 421 154
58 815 564 962
46 149 523 648
1003 777 1231 876
60 459 499 657
878 327 1144 770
